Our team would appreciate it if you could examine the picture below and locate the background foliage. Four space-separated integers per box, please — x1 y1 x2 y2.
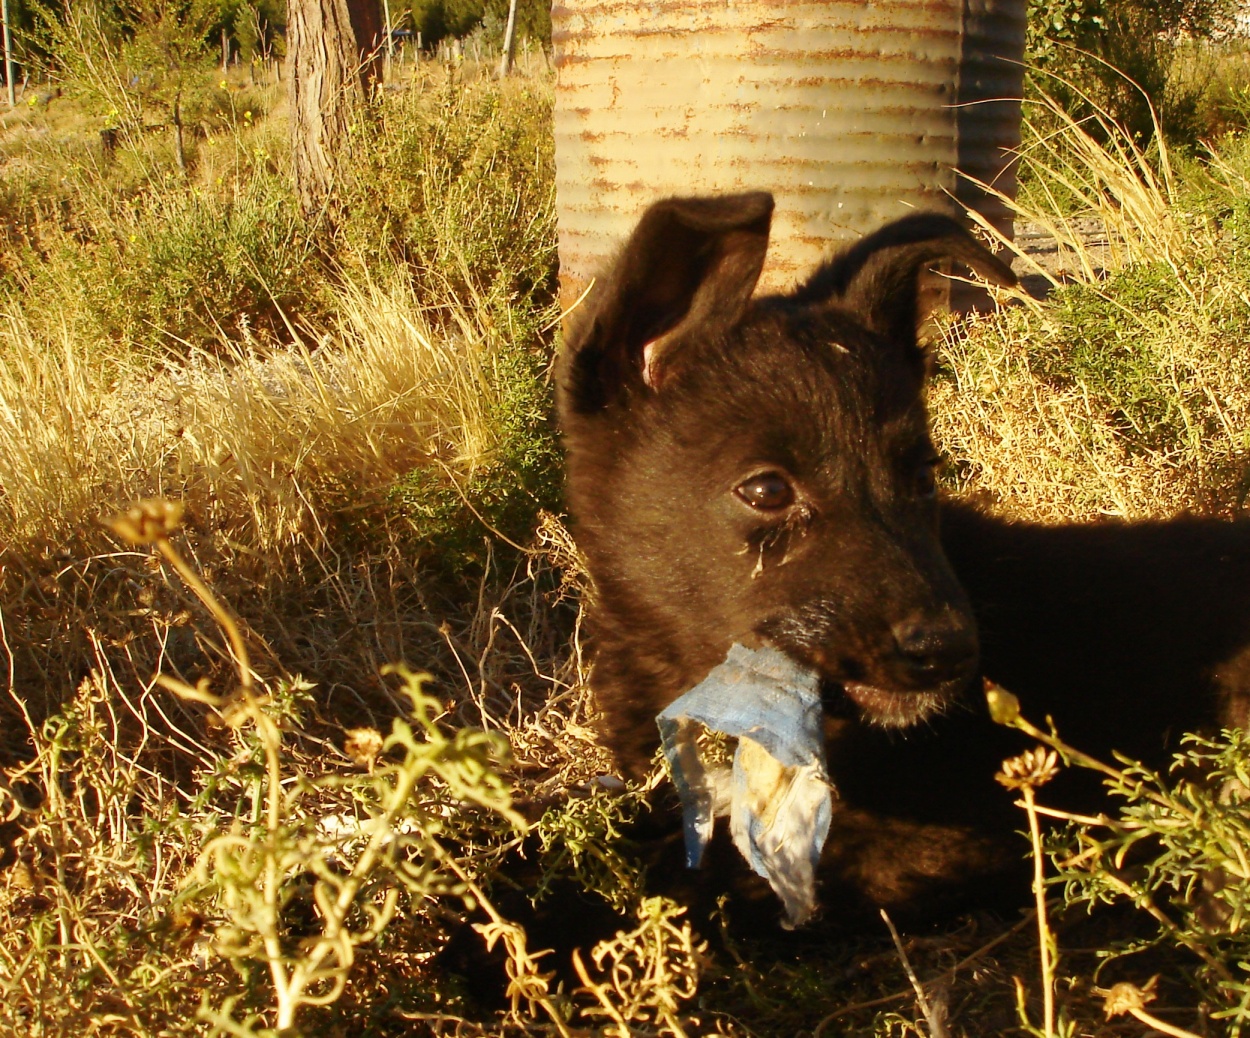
1 1 1250 1036
1025 0 1244 141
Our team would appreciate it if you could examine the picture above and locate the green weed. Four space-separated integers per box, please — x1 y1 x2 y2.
989 684 1250 1036
339 70 557 325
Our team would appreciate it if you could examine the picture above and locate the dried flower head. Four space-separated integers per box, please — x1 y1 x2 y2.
107 499 184 545
1098 975 1158 1019
344 727 385 771
996 746 1060 790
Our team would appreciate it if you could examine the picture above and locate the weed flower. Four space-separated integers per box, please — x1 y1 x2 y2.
343 726 384 771
106 499 184 544
1099 976 1158 1019
984 679 1020 724
996 746 1060 790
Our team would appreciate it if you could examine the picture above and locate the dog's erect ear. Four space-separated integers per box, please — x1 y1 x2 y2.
795 212 1017 349
561 192 774 412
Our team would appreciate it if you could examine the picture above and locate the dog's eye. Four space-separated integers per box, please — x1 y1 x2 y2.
736 473 794 511
915 459 939 499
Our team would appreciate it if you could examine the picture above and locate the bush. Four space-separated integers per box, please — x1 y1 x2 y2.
340 70 557 329
1026 0 1240 143
6 167 320 358
934 94 1250 519
390 341 561 569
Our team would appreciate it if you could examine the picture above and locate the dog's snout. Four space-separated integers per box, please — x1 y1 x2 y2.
890 614 978 684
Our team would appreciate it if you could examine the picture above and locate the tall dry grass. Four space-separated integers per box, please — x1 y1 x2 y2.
935 87 1250 521
0 278 515 553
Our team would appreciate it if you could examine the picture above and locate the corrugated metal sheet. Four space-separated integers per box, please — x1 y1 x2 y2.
954 0 1027 230
553 0 1025 304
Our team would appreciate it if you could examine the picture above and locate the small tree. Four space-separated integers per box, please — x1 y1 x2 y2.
32 1 222 168
233 0 285 81
287 0 382 215
124 1 222 171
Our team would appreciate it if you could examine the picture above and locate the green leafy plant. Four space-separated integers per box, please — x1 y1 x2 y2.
105 499 574 1035
533 786 649 913
390 337 561 569
988 682 1249 1036
1024 0 1239 143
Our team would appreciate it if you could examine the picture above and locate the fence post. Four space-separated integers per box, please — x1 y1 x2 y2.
498 0 518 77
2 0 15 108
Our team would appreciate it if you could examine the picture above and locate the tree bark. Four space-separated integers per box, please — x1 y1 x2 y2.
498 0 519 78
287 0 384 216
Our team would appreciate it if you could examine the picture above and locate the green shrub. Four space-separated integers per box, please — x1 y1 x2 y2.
1052 729 1250 1031
1025 0 1239 144
390 341 561 569
7 168 320 358
341 72 557 328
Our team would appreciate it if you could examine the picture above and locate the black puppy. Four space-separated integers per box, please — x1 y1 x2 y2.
559 193 1008 774
557 192 1250 921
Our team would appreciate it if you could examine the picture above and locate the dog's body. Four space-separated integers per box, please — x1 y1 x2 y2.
557 193 1250 923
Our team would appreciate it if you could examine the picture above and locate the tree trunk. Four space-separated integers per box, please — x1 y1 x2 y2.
286 0 384 216
498 0 518 78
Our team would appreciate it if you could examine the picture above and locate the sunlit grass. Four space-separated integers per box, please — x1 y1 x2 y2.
4 33 1250 1037
936 86 1250 521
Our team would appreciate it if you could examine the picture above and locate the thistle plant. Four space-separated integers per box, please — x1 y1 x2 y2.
106 500 565 1035
987 680 1245 1037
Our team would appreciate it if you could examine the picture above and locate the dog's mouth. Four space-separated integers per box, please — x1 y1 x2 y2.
756 611 978 729
838 681 950 727
753 644 970 728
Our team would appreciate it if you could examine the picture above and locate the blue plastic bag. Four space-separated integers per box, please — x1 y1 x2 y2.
656 644 833 927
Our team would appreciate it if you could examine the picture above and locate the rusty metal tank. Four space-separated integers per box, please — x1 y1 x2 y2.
552 0 1026 304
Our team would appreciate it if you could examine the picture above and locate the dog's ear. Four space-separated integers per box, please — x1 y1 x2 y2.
561 192 774 412
795 212 1017 349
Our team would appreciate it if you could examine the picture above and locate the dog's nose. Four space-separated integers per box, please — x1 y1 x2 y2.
891 615 978 685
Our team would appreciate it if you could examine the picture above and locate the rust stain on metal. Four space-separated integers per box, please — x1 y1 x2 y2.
552 0 1025 309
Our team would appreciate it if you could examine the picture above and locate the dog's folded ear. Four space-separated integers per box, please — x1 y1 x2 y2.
794 212 1017 350
560 192 774 413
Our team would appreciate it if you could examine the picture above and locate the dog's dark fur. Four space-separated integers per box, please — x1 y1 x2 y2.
559 194 1003 774
557 192 1250 922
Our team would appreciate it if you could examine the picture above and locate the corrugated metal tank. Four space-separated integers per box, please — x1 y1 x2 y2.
552 0 1025 304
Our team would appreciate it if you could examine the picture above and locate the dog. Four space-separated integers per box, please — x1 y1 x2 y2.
556 192 1250 923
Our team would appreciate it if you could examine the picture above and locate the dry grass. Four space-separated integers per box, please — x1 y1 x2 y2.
3 39 1250 1037
0 281 618 1031
0 278 515 552
936 88 1250 521
0 56 649 1037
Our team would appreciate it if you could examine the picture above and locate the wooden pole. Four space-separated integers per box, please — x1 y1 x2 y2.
382 0 393 82
498 0 518 78
2 0 15 108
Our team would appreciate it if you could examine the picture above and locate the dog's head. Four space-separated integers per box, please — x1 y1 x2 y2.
557 193 1015 771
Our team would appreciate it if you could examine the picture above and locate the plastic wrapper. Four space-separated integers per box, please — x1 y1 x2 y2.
656 643 833 927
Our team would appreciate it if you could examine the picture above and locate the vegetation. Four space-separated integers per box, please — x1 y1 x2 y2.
1024 0 1242 142
937 85 1250 521
2 3 1250 1037
404 0 551 50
